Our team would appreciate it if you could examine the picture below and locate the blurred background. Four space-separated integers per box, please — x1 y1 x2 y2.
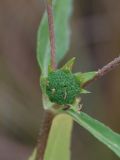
0 0 120 160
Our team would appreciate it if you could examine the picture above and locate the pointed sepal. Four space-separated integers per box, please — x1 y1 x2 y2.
80 89 91 94
75 71 97 86
61 57 76 72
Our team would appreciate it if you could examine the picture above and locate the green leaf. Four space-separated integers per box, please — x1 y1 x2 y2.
28 149 37 160
44 114 73 160
75 71 97 86
37 0 73 76
67 109 120 157
61 57 76 72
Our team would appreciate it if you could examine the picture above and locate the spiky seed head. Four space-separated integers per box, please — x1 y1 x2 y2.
46 70 81 105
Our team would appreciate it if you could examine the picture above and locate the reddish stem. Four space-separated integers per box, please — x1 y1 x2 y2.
46 1 56 69
37 111 54 160
37 1 56 160
83 56 120 87
97 56 120 78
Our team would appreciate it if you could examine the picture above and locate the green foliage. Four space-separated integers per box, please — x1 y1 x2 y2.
46 70 80 105
44 114 73 160
34 0 120 159
37 0 72 76
61 57 76 72
28 149 37 160
75 71 97 86
42 58 95 108
67 109 120 157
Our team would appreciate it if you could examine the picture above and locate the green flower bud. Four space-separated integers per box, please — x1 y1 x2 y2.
46 70 81 105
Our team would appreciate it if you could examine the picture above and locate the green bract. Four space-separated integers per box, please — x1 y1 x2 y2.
40 57 97 108
41 57 96 109
46 70 80 105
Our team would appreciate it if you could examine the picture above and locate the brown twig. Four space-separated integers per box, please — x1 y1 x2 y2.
37 111 54 160
37 0 56 160
97 56 120 77
83 56 120 87
46 0 56 69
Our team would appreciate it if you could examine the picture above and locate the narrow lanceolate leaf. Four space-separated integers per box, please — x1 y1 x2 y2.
44 114 73 160
67 109 120 157
75 71 97 86
37 0 73 76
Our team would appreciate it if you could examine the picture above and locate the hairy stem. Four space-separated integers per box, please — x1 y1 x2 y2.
37 111 54 160
97 56 120 77
37 0 56 159
46 0 56 69
83 55 120 87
